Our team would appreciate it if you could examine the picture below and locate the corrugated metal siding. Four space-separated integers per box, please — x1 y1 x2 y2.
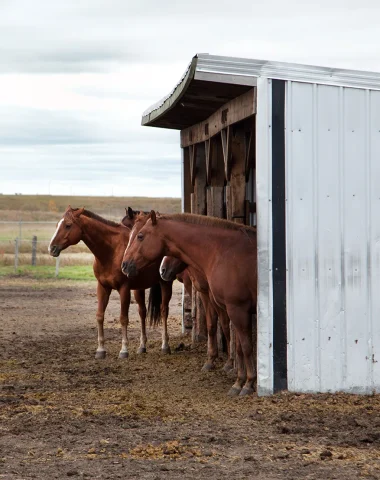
256 77 274 396
286 81 380 393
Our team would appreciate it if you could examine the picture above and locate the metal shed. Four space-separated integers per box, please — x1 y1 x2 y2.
142 53 380 396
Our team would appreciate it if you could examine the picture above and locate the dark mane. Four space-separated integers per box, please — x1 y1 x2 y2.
159 213 256 235
83 210 121 228
67 208 122 228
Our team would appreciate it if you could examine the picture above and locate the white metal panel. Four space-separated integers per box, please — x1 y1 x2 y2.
256 77 273 396
368 90 380 389
315 85 343 392
342 88 370 392
286 82 318 392
286 82 380 393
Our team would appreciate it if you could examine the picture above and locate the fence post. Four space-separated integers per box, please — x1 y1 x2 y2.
55 256 60 277
31 236 37 266
14 237 19 272
19 220 22 243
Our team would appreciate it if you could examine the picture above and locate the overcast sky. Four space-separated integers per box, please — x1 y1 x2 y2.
1 0 380 197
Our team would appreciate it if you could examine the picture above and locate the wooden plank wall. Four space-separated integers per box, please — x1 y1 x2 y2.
181 88 256 362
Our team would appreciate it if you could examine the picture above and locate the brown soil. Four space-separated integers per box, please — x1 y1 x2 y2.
1 278 380 479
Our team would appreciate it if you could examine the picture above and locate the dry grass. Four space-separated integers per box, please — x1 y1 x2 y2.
0 252 93 267
0 194 180 221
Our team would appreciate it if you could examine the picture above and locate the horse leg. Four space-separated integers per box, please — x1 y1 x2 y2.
95 282 111 359
218 309 234 373
201 293 218 372
160 281 172 354
134 289 147 354
118 287 131 359
227 334 246 396
227 305 256 396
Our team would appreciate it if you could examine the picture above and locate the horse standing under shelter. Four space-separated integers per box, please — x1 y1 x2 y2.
48 206 173 358
121 211 257 396
160 255 233 373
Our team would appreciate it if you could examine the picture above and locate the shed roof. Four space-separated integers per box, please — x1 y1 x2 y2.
142 54 380 130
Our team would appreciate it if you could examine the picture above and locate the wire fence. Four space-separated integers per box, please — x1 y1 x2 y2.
0 221 92 276
13 237 60 276
0 220 56 243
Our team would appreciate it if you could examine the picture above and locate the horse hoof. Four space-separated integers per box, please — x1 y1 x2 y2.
201 362 215 372
161 346 171 355
239 387 254 397
95 351 106 359
118 351 129 359
137 347 147 354
227 387 242 397
222 361 234 373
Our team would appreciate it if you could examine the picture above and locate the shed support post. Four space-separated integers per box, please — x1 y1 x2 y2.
206 135 228 354
190 143 207 343
225 124 253 369
182 147 193 334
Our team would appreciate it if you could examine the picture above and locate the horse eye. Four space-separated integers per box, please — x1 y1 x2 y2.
137 233 143 240
65 224 71 229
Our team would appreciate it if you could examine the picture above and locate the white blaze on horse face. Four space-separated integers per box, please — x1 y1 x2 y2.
159 256 168 276
48 219 64 253
126 224 137 250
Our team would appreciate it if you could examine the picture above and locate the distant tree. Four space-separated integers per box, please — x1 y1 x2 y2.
48 199 58 212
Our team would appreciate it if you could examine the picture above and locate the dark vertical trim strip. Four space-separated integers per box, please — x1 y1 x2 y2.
272 79 288 393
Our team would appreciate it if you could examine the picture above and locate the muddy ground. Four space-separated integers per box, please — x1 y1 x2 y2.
1 278 380 479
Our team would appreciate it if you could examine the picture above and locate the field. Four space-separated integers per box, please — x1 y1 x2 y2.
1 277 380 479
0 194 181 269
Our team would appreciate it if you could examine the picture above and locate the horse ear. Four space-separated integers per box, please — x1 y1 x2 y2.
150 210 157 226
73 207 85 217
128 207 134 219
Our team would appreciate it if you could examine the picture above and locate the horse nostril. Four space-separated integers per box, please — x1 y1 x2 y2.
121 261 127 271
161 267 166 275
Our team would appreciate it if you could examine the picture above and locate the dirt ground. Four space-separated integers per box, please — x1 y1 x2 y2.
1 278 380 479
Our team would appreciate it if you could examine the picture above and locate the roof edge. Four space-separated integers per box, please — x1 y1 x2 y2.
141 56 198 127
142 53 380 128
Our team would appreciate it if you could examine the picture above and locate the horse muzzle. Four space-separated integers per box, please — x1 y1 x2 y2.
121 260 138 278
159 266 175 282
49 245 62 257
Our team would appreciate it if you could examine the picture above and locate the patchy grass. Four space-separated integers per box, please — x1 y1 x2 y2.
0 264 95 281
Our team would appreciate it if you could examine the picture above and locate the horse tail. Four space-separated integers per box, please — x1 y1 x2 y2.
147 283 162 327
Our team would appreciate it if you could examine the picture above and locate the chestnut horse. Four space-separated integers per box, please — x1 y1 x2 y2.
160 255 233 372
123 210 233 372
122 212 257 396
48 206 173 358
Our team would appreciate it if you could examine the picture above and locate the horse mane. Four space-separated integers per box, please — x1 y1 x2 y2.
67 208 122 228
159 213 257 235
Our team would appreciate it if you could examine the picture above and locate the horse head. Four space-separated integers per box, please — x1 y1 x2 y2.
48 206 85 257
121 210 164 277
159 256 187 282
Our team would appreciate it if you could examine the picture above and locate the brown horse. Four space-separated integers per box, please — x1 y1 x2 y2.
48 206 173 358
160 255 233 372
121 212 257 396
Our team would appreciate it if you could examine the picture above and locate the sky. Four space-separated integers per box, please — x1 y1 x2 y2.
1 0 380 197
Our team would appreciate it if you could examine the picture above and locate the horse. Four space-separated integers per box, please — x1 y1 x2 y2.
160 255 233 373
121 211 257 396
120 206 173 355
48 206 173 358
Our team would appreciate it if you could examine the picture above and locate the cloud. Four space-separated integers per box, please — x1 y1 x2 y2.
2 0 380 198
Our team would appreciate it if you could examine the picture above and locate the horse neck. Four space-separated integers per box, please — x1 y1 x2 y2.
79 216 125 261
159 219 226 273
